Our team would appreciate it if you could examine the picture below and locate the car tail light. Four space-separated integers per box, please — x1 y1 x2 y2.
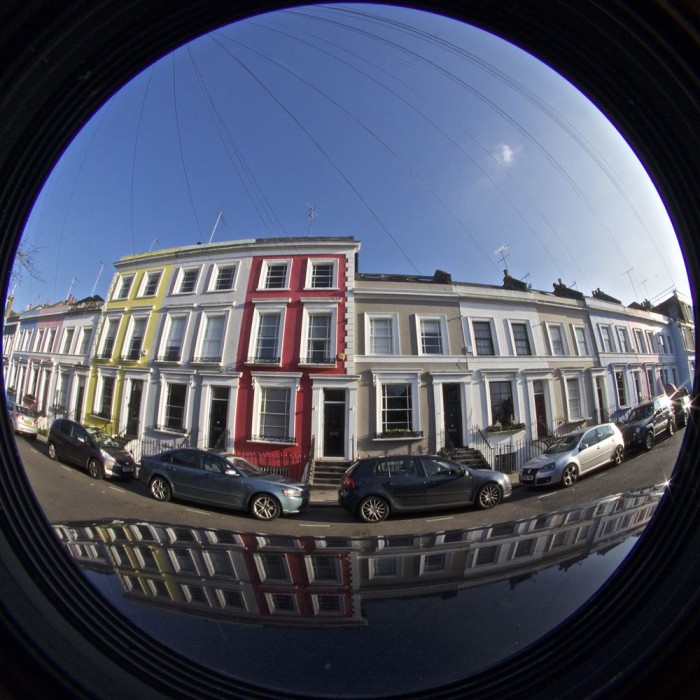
341 475 356 490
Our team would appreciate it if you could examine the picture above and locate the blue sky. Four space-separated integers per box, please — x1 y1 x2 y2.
12 3 690 310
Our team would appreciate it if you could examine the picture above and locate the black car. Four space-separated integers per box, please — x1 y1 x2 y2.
620 395 675 451
338 454 512 523
47 419 136 479
670 391 691 428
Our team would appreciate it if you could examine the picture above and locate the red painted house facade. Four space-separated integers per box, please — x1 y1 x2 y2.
233 239 361 478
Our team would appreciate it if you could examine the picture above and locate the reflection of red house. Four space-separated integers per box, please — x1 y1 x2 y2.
233 241 360 480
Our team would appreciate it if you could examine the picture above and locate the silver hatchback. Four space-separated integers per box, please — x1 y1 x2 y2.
520 423 625 488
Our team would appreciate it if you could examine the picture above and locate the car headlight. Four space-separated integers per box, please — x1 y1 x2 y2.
281 488 302 498
539 462 556 472
100 449 115 466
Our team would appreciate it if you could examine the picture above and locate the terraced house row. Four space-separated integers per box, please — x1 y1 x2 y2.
3 236 695 482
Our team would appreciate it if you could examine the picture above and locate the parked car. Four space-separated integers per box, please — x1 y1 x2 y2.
520 423 625 488
47 418 136 479
7 399 38 440
139 448 309 520
609 407 631 426
620 395 675 451
337 454 512 523
669 391 691 428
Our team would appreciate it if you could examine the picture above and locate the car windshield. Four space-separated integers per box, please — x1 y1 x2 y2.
628 405 653 422
15 406 36 417
224 456 264 476
544 434 582 454
86 428 122 448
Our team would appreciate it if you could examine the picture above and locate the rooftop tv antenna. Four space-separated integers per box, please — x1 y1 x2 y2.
66 277 79 300
91 261 105 296
622 267 639 300
306 203 316 236
494 244 510 272
148 237 159 252
208 211 225 244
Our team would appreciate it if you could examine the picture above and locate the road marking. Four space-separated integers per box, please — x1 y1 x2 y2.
538 491 559 498
60 466 72 473
185 508 210 515
299 523 330 528
109 486 124 493
425 516 453 522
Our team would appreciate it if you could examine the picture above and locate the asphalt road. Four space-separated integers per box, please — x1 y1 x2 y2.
15 430 685 536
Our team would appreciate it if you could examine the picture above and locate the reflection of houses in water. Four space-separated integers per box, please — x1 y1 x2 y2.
53 486 663 627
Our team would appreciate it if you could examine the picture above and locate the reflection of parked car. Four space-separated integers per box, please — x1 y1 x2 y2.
620 395 675 451
139 448 309 520
47 419 136 479
520 423 625 488
7 399 38 439
338 454 512 522
670 392 691 428
609 407 630 426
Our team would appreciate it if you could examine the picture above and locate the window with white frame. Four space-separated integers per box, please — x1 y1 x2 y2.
306 259 337 289
417 316 446 355
123 316 147 360
60 327 75 354
78 326 93 356
615 370 627 406
43 328 56 353
646 330 656 353
250 306 285 364
162 382 187 432
632 372 643 403
565 378 582 420
33 328 45 352
657 334 667 354
634 329 647 353
114 274 134 300
373 372 420 437
259 260 290 290
472 320 495 356
160 315 187 362
195 314 225 363
251 374 299 443
139 270 163 297
616 327 631 353
574 326 590 355
646 367 656 396
547 324 566 356
511 322 532 356
367 314 397 355
55 372 69 410
488 380 515 426
210 264 237 292
301 307 336 364
175 267 199 294
95 375 115 418
599 325 614 352
98 318 119 359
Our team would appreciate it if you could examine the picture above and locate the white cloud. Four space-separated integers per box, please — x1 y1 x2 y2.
494 142 517 166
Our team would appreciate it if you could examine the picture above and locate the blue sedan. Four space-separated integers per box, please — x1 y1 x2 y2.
139 448 309 520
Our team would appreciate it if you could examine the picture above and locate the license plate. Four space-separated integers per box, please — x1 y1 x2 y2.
122 466 134 473
521 475 534 483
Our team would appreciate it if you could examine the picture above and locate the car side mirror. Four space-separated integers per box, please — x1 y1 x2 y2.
225 469 239 477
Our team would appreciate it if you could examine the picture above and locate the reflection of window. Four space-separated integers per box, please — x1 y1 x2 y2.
511 323 531 355
473 321 495 355
160 316 187 362
139 270 162 297
419 317 444 355
309 556 340 582
489 381 514 425
259 553 289 581
615 370 627 406
96 375 115 418
368 316 396 355
176 268 199 294
164 383 187 432
369 557 398 577
566 378 582 420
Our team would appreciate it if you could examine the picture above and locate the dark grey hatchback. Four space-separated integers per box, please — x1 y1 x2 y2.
338 454 512 522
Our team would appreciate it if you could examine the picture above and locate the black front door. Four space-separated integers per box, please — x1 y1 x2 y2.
125 380 143 438
323 389 345 457
443 384 463 448
208 386 229 450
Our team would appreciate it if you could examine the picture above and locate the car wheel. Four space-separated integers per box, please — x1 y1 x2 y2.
249 494 281 521
667 419 675 437
87 458 103 480
149 476 172 502
613 445 625 465
47 443 57 460
476 483 502 509
644 431 655 451
358 496 390 523
561 463 579 488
